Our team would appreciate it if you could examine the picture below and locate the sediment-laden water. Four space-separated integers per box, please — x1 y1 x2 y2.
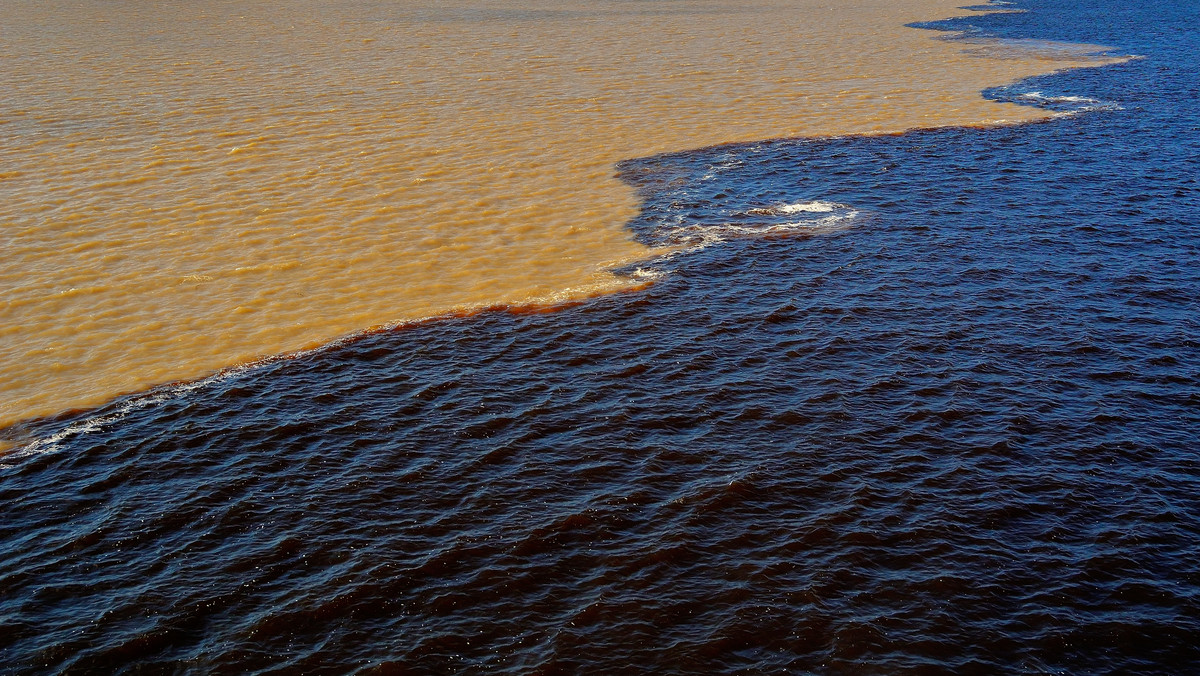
0 0 1118 428
2 0 1199 673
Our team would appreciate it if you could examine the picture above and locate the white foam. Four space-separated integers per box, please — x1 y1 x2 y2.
746 200 852 216
627 267 666 281
0 364 256 468
1020 91 1102 105
1012 91 1124 119
659 207 860 252
777 200 845 214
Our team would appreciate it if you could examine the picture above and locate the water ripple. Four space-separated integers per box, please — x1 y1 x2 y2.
3 0 1200 673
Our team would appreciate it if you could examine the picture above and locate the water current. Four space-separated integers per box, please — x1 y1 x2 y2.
3 0 1200 673
0 0 1118 428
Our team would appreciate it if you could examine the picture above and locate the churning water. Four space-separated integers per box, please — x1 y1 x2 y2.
2 0 1198 673
0 0 1117 428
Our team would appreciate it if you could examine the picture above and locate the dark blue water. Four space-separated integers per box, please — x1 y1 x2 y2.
3 1 1199 673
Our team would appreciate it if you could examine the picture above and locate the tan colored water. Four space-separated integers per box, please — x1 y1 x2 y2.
0 0 1119 431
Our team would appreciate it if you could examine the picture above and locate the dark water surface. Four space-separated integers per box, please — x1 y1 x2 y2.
3 1 1199 673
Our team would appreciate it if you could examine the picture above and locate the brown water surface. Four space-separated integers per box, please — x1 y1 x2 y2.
0 0 1118 428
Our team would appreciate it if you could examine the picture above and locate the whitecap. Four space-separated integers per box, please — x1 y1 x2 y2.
656 204 860 251
747 200 849 216
1020 91 1102 105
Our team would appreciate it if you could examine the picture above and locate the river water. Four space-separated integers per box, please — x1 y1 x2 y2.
2 0 1198 673
1 0 1113 429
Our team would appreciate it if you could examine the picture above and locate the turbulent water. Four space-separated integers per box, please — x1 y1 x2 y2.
0 0 1117 429
3 0 1200 673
